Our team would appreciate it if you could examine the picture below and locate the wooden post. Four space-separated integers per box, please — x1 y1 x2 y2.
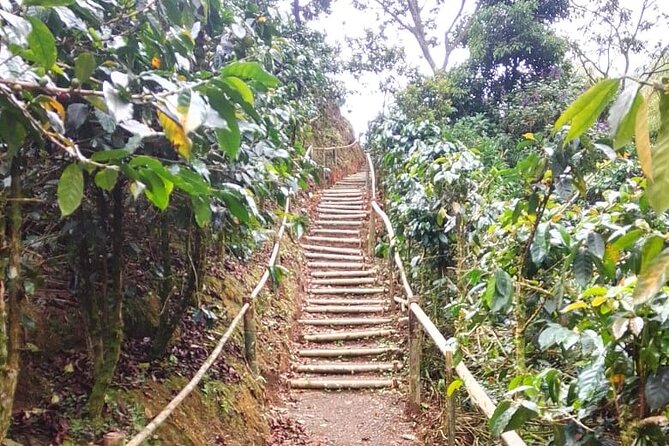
408 299 421 413
444 349 456 446
243 296 258 374
388 244 396 310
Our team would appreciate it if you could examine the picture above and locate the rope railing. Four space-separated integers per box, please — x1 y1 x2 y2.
125 144 308 445
364 153 527 446
310 140 363 173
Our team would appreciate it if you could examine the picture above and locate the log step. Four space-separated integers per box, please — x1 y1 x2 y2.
289 378 397 389
299 346 400 357
320 197 365 203
314 220 363 226
311 277 376 285
305 236 361 245
304 252 364 261
303 328 393 342
322 189 362 194
311 228 360 235
294 362 400 374
298 317 393 326
306 298 386 305
311 270 375 278
307 261 366 269
309 287 385 295
317 213 367 220
303 305 385 314
317 208 368 214
318 205 365 210
302 244 362 255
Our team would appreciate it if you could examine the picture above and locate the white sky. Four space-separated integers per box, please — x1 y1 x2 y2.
291 0 668 136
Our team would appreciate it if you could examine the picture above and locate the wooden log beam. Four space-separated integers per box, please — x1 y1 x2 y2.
303 305 385 314
299 346 399 357
308 287 385 295
311 277 376 285
307 261 366 269
294 361 400 374
303 328 393 342
298 317 393 326
311 228 360 235
311 270 375 278
306 298 386 305
305 236 362 245
289 378 397 389
304 252 364 261
302 244 362 255
317 213 367 220
314 220 363 226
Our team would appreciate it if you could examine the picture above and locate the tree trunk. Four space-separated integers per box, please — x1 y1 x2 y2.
0 160 24 442
152 222 204 358
292 0 301 24
88 184 124 418
406 0 437 74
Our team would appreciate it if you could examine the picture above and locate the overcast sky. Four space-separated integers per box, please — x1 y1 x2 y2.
297 0 668 136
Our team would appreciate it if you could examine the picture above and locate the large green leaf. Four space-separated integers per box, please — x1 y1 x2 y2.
206 87 241 159
139 168 172 210
645 367 669 411
573 248 593 288
608 83 642 149
554 79 620 144
648 91 669 213
27 17 57 69
58 163 84 216
24 0 74 5
191 196 212 227
220 190 250 223
222 61 279 88
633 248 669 306
94 168 118 191
74 52 96 84
489 400 515 437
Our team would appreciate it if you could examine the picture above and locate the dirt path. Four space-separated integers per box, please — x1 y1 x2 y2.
271 171 421 446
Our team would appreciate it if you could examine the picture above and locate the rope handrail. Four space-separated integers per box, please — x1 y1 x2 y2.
311 139 359 151
126 148 305 445
364 152 527 446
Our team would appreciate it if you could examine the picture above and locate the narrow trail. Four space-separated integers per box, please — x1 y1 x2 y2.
276 170 420 445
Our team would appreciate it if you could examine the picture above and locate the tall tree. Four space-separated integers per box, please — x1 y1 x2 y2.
352 0 469 74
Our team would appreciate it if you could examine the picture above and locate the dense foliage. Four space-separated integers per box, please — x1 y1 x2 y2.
366 0 669 442
0 0 343 442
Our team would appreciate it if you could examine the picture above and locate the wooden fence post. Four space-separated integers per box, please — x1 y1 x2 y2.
408 299 421 413
388 244 396 310
444 349 456 446
243 296 258 374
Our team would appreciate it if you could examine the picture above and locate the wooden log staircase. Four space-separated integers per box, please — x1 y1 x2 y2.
289 171 404 390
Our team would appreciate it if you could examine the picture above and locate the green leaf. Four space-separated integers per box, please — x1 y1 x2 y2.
74 52 96 84
489 400 516 437
636 93 653 180
641 235 665 273
554 79 620 144
191 196 212 227
0 112 27 157
586 232 605 259
221 76 254 106
94 168 118 191
24 0 74 5
57 163 84 216
633 249 669 306
139 168 172 210
612 229 643 251
91 148 131 162
573 248 593 288
27 17 57 70
608 83 641 149
220 190 250 223
530 222 548 265
645 367 669 411
222 61 279 88
538 323 579 350
647 91 669 213
506 401 539 432
207 87 241 159
446 378 463 397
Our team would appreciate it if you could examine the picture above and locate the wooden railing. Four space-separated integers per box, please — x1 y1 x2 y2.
124 149 308 446
364 153 527 446
310 140 365 179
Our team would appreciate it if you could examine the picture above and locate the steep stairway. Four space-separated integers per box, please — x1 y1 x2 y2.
289 171 404 390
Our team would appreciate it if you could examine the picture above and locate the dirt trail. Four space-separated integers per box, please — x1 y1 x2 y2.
272 171 421 446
